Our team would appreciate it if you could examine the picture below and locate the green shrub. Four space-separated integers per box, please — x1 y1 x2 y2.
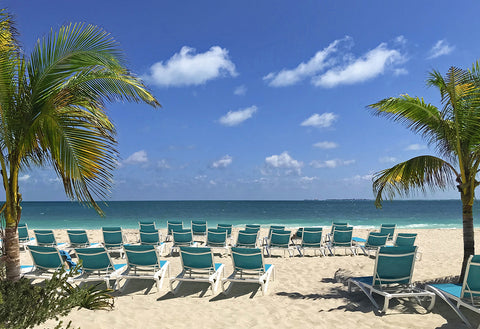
0 265 114 329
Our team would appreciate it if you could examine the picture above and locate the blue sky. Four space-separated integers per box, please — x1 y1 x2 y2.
5 1 480 201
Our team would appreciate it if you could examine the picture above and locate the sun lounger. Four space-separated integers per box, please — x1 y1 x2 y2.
264 230 294 257
165 220 183 242
426 255 480 329
138 221 157 232
74 246 127 289
221 247 275 295
296 228 324 256
394 233 417 246
191 220 207 236
169 246 225 294
102 226 126 257
33 229 67 249
380 224 396 241
170 229 197 255
67 229 100 248
348 246 435 313
22 245 73 280
327 226 357 256
205 228 229 254
122 245 170 292
235 230 258 248
357 232 389 256
18 223 35 250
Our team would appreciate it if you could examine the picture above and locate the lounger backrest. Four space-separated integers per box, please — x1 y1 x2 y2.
462 255 480 298
366 232 389 248
173 229 193 244
236 230 258 248
179 246 214 271
67 230 89 247
373 246 417 286
268 225 285 238
230 247 264 273
139 230 160 245
380 224 396 240
330 222 348 234
245 224 261 230
167 221 183 235
244 227 260 234
138 221 157 232
34 230 57 246
395 233 417 246
206 228 227 246
217 224 232 236
75 247 114 272
124 245 158 268
270 230 291 248
332 227 353 246
301 229 322 247
27 245 64 270
102 227 123 248
191 220 207 234
18 223 30 242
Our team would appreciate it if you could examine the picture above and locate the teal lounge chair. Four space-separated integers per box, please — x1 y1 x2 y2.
166 220 183 242
74 247 127 289
358 232 389 256
67 230 100 248
235 230 258 248
394 233 417 246
296 228 324 256
138 221 157 232
221 247 275 295
326 222 348 242
217 223 232 239
22 245 70 280
426 255 480 329
264 230 293 257
348 246 435 313
327 226 357 256
122 245 170 292
380 224 396 241
169 246 225 294
139 229 166 255
205 228 229 253
263 225 285 245
33 230 67 249
191 220 207 236
102 227 125 257
18 223 35 250
170 229 196 255
245 224 261 230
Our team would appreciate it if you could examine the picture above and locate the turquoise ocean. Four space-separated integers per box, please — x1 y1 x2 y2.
15 200 477 230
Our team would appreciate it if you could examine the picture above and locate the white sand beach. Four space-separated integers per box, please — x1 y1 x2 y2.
27 228 480 329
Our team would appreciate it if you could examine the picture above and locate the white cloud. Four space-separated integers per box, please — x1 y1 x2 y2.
263 37 351 87
345 174 374 182
310 159 355 168
405 144 427 151
234 85 247 95
379 156 397 163
19 174 31 182
157 159 171 169
301 112 337 128
300 176 318 182
394 68 408 76
313 43 405 88
124 150 148 165
313 141 338 149
428 40 454 59
219 106 257 126
212 155 233 168
264 151 303 175
143 46 237 87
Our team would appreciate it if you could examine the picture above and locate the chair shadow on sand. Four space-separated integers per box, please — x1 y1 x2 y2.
275 269 474 329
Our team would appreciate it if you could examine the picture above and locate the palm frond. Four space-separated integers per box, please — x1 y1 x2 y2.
373 155 457 208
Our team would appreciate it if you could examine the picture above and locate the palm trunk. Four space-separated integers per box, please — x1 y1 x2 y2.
4 223 20 280
460 200 475 282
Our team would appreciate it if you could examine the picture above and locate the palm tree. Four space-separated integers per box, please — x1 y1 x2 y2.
0 10 160 281
369 63 480 282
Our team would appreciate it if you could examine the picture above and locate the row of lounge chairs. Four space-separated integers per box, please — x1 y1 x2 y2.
21 244 274 296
